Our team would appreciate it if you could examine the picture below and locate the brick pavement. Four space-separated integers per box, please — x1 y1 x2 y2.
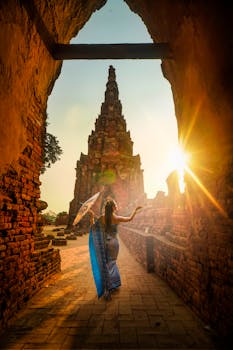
0 234 224 349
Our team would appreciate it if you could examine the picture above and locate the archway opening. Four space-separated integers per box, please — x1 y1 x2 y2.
40 0 179 219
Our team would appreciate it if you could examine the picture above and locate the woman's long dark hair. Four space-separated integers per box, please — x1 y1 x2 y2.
105 200 116 233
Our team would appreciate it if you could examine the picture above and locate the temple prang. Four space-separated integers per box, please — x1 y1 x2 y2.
68 65 146 227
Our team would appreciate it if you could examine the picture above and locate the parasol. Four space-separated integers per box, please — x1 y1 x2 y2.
73 192 100 226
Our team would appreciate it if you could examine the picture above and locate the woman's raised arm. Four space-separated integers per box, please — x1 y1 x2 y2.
113 206 142 223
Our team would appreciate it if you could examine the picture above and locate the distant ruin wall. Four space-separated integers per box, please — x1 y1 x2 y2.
119 227 154 273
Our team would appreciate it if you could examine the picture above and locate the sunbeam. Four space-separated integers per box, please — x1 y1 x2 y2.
181 95 204 148
185 166 228 218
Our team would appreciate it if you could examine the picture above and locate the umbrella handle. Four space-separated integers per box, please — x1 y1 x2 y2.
88 209 97 218
89 210 96 226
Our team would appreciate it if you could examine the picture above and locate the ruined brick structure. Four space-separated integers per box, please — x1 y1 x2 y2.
1 0 233 337
0 114 61 329
55 212 69 226
119 185 232 337
68 66 145 227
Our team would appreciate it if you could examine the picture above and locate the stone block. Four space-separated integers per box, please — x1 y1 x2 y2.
52 238 67 246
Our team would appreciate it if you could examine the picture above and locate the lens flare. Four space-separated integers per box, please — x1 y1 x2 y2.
167 143 227 218
168 145 190 193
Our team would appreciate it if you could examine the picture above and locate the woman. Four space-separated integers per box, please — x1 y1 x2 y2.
89 199 142 300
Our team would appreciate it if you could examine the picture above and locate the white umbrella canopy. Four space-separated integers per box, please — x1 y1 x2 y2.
73 192 100 226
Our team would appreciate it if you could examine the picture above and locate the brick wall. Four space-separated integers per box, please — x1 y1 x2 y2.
118 226 154 272
0 113 61 329
119 205 233 336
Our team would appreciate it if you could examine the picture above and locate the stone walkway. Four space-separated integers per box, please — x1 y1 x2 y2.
0 235 223 349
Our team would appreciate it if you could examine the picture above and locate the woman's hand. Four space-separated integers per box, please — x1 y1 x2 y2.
88 209 95 217
135 206 143 212
131 206 143 219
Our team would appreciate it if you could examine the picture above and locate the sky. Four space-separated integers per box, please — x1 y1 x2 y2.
40 0 179 214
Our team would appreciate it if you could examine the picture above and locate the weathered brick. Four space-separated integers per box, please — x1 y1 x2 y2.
0 244 7 251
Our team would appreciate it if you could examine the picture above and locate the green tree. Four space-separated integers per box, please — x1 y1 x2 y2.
42 212 56 224
41 120 63 174
57 211 68 216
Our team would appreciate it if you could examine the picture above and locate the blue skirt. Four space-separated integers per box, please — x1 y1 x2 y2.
89 220 121 298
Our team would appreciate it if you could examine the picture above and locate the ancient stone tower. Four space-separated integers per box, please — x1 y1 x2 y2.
68 65 145 226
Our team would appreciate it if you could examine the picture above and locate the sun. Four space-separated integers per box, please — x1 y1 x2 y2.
167 145 227 217
168 145 190 193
